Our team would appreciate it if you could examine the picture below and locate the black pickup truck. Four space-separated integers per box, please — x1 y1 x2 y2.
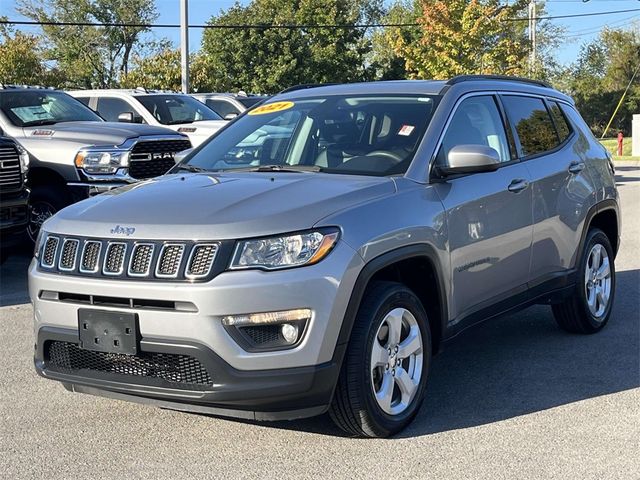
0 136 30 257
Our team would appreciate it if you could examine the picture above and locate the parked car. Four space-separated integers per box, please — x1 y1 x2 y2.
0 135 30 256
192 92 270 120
68 89 227 147
0 86 192 240
30 76 620 438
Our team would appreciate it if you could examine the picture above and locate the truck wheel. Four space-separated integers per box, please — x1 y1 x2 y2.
27 185 71 243
552 228 615 334
329 281 431 438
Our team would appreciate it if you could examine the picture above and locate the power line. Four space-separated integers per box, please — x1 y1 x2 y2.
504 7 640 21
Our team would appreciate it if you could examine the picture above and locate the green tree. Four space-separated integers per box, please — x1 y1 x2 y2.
378 0 561 80
0 19 64 86
17 0 158 88
200 0 382 94
565 26 640 136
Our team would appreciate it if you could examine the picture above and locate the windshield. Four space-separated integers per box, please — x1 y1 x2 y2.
184 94 437 177
136 94 222 125
0 90 102 127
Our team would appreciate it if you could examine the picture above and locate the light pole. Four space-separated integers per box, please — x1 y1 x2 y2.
180 0 189 93
528 0 537 76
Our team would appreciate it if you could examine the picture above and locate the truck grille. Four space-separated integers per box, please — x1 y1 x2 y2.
38 234 221 282
0 145 23 192
129 139 191 180
46 341 213 390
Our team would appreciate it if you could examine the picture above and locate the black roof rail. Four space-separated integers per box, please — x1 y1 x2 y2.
446 75 552 89
278 83 337 94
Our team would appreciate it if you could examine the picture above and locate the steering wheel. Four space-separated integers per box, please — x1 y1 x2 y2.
365 150 404 162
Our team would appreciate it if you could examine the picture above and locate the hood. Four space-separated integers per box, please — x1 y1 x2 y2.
167 120 227 147
45 172 396 240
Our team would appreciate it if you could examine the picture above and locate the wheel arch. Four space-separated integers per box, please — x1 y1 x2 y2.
575 199 620 266
336 244 449 356
28 166 68 188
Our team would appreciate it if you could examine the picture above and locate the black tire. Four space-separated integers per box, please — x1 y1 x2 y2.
552 228 616 334
27 185 72 243
329 281 432 438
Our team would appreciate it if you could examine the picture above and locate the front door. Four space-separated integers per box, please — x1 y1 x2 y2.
432 94 533 324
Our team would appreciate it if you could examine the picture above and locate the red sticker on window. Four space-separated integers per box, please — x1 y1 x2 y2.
398 125 415 136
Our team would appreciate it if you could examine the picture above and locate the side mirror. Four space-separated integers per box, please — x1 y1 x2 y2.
440 145 501 176
174 148 193 163
117 112 135 123
224 112 238 121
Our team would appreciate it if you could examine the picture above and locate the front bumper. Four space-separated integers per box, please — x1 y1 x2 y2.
30 240 363 417
0 188 30 244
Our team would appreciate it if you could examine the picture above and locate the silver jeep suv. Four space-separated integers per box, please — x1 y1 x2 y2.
29 76 620 438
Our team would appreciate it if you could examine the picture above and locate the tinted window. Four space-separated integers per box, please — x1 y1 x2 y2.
186 95 437 176
0 90 102 127
136 94 222 125
205 99 240 118
549 101 572 142
438 95 511 164
502 96 559 157
96 97 136 122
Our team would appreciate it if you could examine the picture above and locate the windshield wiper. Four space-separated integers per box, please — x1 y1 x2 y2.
175 164 209 173
247 164 323 173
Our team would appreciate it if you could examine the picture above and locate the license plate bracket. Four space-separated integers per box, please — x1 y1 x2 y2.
78 309 139 355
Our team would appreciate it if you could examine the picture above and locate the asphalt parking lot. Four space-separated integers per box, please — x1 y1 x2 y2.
1 167 638 480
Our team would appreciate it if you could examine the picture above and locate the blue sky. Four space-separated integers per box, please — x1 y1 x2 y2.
1 0 639 66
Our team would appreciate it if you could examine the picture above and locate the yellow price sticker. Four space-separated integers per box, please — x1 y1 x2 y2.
248 101 295 115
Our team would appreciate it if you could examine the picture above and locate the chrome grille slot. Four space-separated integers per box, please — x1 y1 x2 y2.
0 145 22 191
58 239 79 271
186 244 219 279
156 244 185 278
103 243 127 275
41 236 60 268
80 241 102 273
128 243 154 277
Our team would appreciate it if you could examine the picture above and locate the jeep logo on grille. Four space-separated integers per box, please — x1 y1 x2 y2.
110 225 136 236
147 152 175 161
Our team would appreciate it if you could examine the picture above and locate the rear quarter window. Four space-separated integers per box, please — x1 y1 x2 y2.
501 95 560 157
549 101 572 142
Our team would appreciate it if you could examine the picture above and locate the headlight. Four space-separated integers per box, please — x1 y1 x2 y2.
16 144 29 174
230 229 339 270
33 228 45 259
74 149 129 174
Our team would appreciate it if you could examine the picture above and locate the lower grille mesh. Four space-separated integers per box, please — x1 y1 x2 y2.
46 341 213 390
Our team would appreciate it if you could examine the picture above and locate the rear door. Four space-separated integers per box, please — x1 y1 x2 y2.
500 95 594 287
432 94 533 322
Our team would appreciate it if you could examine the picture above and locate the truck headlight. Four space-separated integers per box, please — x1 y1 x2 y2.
74 149 129 174
16 144 29 174
230 229 339 270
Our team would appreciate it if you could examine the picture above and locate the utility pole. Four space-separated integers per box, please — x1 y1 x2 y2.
180 0 189 93
528 0 537 76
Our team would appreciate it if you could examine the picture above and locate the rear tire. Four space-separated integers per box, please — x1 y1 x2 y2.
329 281 431 438
552 228 615 334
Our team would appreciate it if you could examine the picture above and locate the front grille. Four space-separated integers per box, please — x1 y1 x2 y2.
128 243 154 276
46 341 213 390
59 239 79 271
103 243 127 275
80 241 101 273
186 244 219 278
42 236 59 268
129 139 192 180
38 234 221 282
156 244 185 278
0 145 22 192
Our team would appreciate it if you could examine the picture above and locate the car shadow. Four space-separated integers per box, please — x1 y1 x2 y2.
252 269 640 438
0 243 32 307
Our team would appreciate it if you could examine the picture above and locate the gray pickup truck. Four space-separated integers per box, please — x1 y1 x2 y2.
0 86 192 240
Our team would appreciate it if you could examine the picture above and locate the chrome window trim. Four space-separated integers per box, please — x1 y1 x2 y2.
40 235 60 269
155 243 186 279
185 243 220 280
127 242 155 277
102 242 128 276
79 240 102 274
58 238 80 272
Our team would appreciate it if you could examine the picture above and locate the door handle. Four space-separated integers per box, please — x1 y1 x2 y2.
508 178 529 193
568 161 585 174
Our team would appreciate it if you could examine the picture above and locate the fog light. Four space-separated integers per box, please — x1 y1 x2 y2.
281 323 299 344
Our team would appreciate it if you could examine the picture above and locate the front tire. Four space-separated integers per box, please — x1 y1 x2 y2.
329 281 431 438
27 185 71 243
552 228 615 334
